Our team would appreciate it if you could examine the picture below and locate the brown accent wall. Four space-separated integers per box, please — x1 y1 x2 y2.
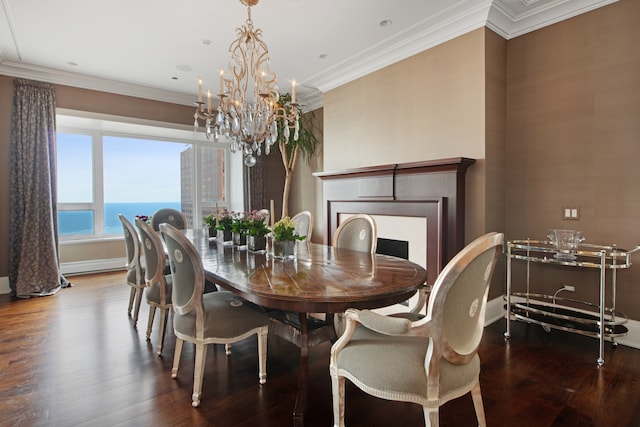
505 0 640 318
485 29 508 299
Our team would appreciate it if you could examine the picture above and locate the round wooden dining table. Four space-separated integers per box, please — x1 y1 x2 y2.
186 233 428 426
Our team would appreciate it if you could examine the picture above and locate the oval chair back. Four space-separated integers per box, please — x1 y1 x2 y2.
291 211 313 241
151 208 187 231
333 214 377 253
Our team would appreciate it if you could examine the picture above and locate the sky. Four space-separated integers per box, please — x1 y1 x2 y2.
57 133 186 203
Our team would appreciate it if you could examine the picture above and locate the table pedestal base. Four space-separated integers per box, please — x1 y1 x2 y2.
267 311 337 426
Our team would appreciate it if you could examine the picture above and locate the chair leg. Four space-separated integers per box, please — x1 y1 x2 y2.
471 381 487 427
424 407 439 427
171 338 183 379
132 287 144 326
146 305 156 340
225 343 232 355
192 343 208 407
128 286 136 315
257 328 267 385
331 373 345 427
156 307 169 356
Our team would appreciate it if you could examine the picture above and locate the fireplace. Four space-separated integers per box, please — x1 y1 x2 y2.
315 157 475 287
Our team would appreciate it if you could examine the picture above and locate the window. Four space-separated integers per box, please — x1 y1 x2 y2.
56 112 235 240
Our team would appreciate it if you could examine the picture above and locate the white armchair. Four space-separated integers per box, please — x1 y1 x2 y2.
330 232 504 427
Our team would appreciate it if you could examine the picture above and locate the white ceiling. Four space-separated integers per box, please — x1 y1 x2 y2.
0 0 617 110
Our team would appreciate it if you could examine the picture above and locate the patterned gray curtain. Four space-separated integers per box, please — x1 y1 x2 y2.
9 79 68 297
244 155 266 212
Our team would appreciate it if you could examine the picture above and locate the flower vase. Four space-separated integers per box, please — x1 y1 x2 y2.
247 235 267 252
233 232 247 248
273 240 296 259
217 229 233 245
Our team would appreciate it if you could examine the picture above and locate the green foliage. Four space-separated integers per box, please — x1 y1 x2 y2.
230 212 250 234
245 210 271 236
276 92 319 162
204 207 233 231
272 216 305 241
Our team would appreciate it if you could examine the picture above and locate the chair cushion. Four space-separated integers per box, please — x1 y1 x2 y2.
145 275 173 305
337 326 480 404
174 291 267 339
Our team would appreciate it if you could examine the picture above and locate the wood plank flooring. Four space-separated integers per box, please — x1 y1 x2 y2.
1 271 639 426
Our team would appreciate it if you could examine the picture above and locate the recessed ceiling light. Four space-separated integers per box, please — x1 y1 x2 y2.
67 61 78 66
379 19 392 27
319 54 329 60
172 76 178 80
201 39 213 46
176 64 192 72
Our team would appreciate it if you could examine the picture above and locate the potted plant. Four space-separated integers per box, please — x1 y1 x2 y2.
206 207 233 243
231 211 250 247
271 216 305 259
245 210 271 252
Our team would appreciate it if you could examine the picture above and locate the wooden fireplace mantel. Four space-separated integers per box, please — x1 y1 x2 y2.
314 157 475 286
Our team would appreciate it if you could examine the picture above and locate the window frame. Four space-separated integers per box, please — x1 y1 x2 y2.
56 110 239 241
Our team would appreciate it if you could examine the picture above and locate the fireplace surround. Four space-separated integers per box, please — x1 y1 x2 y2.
315 157 475 286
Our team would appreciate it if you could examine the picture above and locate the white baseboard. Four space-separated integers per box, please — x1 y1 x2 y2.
60 258 126 276
485 296 640 350
0 258 127 295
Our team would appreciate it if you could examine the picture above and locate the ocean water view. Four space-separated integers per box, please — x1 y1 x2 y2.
59 202 181 236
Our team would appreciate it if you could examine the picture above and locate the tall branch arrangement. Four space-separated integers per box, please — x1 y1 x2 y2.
275 92 320 218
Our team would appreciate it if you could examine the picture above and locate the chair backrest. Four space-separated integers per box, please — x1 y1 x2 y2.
333 214 377 254
160 223 204 329
151 208 187 231
425 232 504 365
118 214 141 272
135 217 165 287
291 211 313 241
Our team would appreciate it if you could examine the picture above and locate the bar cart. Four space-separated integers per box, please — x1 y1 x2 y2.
504 238 639 366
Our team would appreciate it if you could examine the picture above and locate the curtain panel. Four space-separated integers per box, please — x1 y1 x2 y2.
244 155 266 212
9 79 67 297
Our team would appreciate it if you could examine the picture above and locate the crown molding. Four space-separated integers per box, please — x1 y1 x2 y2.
0 0 619 107
487 0 619 39
0 61 195 106
309 1 492 93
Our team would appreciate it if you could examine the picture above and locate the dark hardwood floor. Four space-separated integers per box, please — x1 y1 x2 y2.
1 271 639 426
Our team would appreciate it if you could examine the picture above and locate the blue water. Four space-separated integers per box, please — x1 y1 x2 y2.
59 202 181 236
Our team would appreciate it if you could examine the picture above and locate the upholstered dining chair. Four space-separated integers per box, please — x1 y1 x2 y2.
135 217 173 356
151 208 187 231
291 210 313 241
160 223 269 407
333 214 377 254
118 214 145 326
329 232 504 427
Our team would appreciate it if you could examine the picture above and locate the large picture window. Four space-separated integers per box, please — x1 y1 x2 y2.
56 112 232 240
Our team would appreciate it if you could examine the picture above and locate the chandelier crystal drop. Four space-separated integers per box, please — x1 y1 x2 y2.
193 0 299 167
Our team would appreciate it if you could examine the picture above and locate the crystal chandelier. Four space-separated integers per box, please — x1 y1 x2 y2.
193 0 299 167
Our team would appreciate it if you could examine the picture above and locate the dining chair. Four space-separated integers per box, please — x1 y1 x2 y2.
329 232 504 427
135 217 173 356
333 214 377 254
151 208 187 231
118 214 145 326
291 210 313 241
160 223 269 407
